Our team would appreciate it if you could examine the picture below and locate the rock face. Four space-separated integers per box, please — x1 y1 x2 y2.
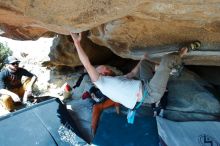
90 16 220 59
0 0 220 65
46 32 117 67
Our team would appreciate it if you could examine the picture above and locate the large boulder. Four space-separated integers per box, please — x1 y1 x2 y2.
0 1 220 65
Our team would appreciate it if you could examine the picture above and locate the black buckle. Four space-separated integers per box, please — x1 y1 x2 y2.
151 102 162 117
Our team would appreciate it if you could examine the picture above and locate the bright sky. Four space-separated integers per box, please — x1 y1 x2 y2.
0 36 54 59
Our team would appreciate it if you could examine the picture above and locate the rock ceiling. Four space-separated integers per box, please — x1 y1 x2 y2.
0 0 220 66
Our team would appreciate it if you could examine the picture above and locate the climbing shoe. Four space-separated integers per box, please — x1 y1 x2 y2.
187 41 201 52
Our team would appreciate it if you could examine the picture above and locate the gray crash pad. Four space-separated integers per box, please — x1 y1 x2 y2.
0 98 87 146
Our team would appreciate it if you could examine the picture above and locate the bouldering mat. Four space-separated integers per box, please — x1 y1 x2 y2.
0 98 87 146
92 108 159 146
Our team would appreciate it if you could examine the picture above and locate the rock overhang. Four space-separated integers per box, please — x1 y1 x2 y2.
0 0 220 66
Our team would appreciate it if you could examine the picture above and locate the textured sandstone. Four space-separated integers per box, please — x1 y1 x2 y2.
45 32 117 67
0 0 220 65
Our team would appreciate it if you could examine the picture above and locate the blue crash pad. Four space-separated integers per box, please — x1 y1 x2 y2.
92 107 159 146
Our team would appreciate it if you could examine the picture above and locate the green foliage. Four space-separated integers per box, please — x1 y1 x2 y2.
0 42 12 69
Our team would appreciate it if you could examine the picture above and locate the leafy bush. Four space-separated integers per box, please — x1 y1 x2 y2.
0 42 12 69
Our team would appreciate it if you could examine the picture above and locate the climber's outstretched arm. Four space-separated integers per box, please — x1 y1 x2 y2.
70 32 100 82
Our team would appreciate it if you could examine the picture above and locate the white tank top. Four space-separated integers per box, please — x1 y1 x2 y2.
93 76 142 109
